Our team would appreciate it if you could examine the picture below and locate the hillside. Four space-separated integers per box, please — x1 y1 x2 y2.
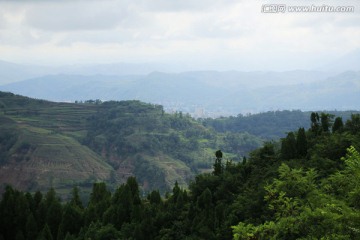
0 91 262 194
1 111 359 240
0 92 113 193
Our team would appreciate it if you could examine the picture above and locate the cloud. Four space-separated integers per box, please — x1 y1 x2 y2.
0 0 359 70
134 0 239 12
24 1 128 31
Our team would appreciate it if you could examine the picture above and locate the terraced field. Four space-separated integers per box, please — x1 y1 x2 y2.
0 92 112 193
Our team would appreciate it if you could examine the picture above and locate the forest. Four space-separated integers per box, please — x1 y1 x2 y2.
202 110 359 139
1 112 360 239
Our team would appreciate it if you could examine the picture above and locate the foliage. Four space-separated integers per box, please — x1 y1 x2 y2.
233 146 360 240
203 110 358 139
1 98 360 240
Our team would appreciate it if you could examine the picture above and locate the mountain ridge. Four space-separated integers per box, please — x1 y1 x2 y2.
1 70 358 116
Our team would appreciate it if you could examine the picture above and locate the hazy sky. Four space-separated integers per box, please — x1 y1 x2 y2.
0 0 359 71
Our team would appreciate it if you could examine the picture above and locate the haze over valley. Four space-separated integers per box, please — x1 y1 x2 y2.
1 55 360 117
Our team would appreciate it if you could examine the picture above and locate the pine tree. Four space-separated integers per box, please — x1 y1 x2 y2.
310 112 320 133
85 182 111 225
281 132 297 160
213 150 223 176
332 117 344 133
296 128 307 158
320 113 333 132
69 187 83 209
39 224 53 240
345 114 360 134
25 213 38 240
148 190 161 205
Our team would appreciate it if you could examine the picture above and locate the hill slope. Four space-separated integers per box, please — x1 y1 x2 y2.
0 92 263 194
0 93 113 192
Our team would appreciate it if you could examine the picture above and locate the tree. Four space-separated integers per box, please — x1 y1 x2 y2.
25 213 38 240
345 114 360 134
58 204 83 237
69 187 83 209
233 150 360 240
213 150 223 176
85 182 111 225
148 190 161 205
320 113 333 132
332 116 344 133
0 186 31 240
310 112 320 133
172 181 181 203
197 188 213 210
39 224 53 240
84 222 120 240
45 189 62 239
325 146 360 209
281 132 297 160
0 186 16 240
296 127 307 158
126 176 140 203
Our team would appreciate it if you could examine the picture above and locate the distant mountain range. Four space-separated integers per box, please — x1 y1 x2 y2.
0 48 360 116
1 70 359 116
0 60 186 85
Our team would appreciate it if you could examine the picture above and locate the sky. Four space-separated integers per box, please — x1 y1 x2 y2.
0 0 359 71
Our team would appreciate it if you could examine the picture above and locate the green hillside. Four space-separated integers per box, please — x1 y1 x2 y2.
1 111 359 240
0 91 263 194
0 93 113 193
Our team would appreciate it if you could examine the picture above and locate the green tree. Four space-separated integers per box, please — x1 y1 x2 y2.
44 189 62 239
345 114 360 134
324 146 360 209
332 116 344 133
296 127 307 158
213 150 223 176
281 132 297 160
172 181 181 203
194 188 216 239
15 232 25 240
0 186 31 240
84 222 120 240
320 113 333 132
233 153 360 240
310 112 320 133
58 204 83 237
38 224 53 240
25 213 38 240
85 182 111 225
69 187 83 209
148 190 161 205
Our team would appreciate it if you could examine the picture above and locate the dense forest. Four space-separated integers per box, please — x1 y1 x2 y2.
1 112 359 239
202 110 360 139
